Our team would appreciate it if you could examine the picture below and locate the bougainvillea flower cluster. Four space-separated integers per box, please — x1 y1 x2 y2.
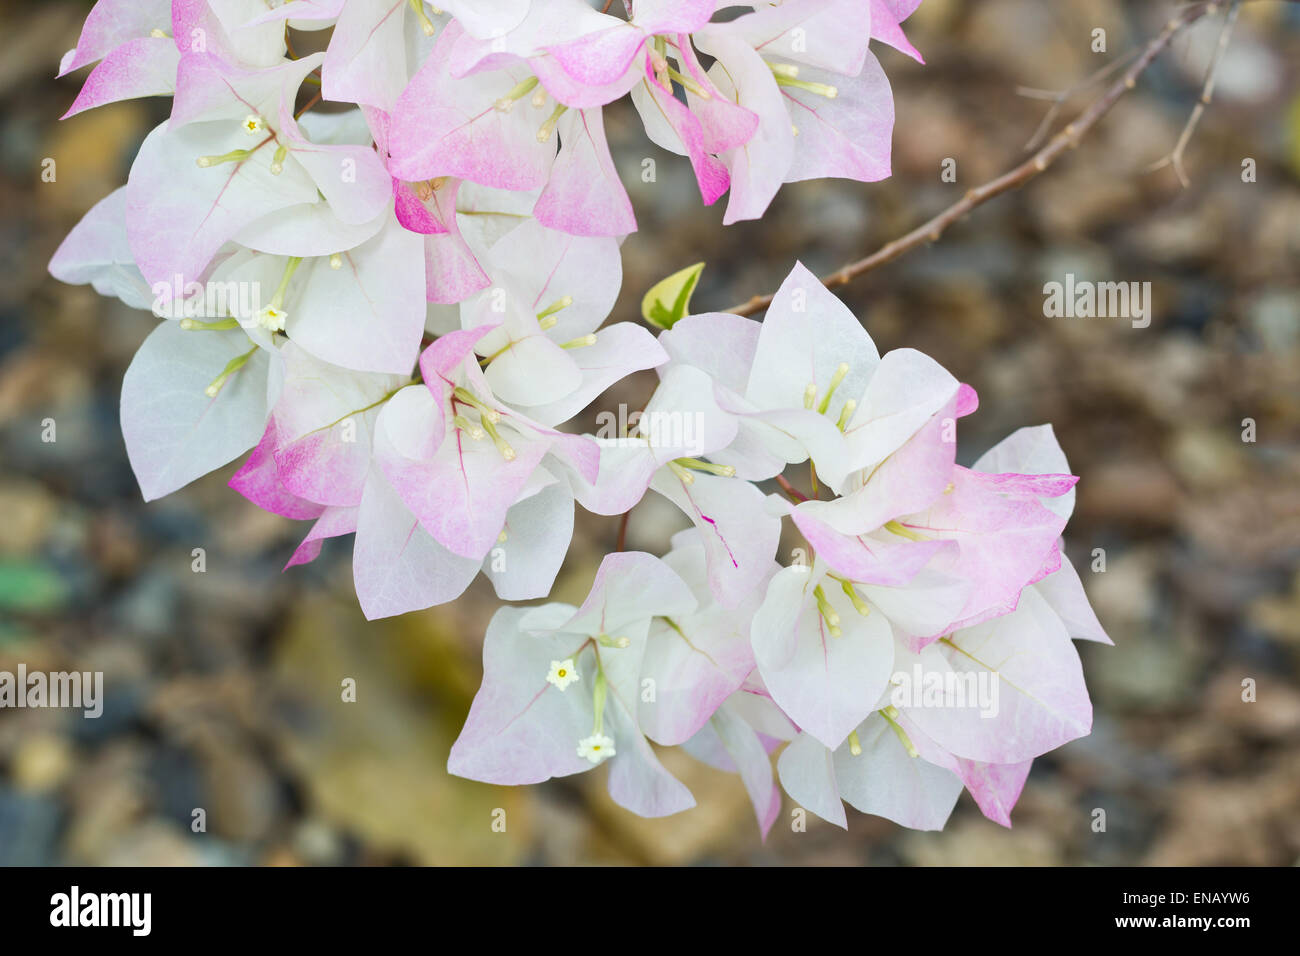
50 0 1108 835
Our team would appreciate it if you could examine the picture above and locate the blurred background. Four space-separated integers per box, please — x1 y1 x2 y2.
2 0 1298 865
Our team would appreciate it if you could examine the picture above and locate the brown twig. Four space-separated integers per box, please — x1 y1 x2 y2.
775 474 809 503
295 91 322 119
724 1 1219 317
615 510 630 551
1145 0 1243 187
1016 48 1140 151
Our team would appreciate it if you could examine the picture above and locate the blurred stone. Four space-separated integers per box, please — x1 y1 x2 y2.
271 597 533 865
0 478 55 556
1247 289 1300 353
1077 461 1182 525
200 736 284 844
1207 668 1300 738
583 746 758 865
98 821 205 866
63 742 149 864
11 731 73 793
1249 573 1300 647
0 790 61 866
1144 754 1300 865
1166 427 1247 489
901 817 1063 866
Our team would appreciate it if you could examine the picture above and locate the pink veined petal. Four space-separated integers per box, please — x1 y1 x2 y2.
121 322 274 501
125 120 319 288
683 700 783 839
695 32 794 225
776 731 848 829
753 565 895 750
353 467 482 618
425 229 492 304
1034 549 1113 645
904 464 1069 630
709 0 873 77
558 551 697 640
905 588 1094 765
870 0 926 63
633 0 717 33
956 758 1034 828
650 469 782 610
285 505 359 570
376 384 551 558
543 22 651 90
60 0 172 77
673 35 760 155
276 101 394 226
797 389 962 536
535 108 637 237
831 713 964 830
393 180 447 234
321 0 411 112
229 421 327 521
603 701 697 817
638 620 754 744
482 483 574 601
520 322 668 429
388 22 554 188
636 64 731 206
955 382 980 417
659 311 762 396
286 226 427 376
783 55 895 186
419 325 497 391
62 36 179 119
244 0 347 28
447 605 597 784
568 446 658 516
972 423 1076 519
838 347 960 485
791 510 955 587
963 470 1080 500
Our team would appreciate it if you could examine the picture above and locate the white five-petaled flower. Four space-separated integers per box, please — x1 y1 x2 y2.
577 733 615 764
546 658 580 691
255 305 288 332
242 113 266 136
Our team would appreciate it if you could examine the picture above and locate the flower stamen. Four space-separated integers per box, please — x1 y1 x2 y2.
451 414 485 440
494 75 539 112
536 103 568 142
409 0 437 37
813 584 842 637
204 346 258 398
880 705 919 758
774 74 838 98
672 457 736 478
884 520 927 542
179 317 240 331
817 362 850 414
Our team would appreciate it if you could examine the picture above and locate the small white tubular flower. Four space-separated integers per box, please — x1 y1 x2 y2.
577 734 615 764
254 305 288 332
242 114 266 136
546 658 580 691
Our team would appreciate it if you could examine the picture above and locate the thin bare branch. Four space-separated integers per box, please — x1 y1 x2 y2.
1145 0 1243 187
725 1 1218 318
1017 48 1140 151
